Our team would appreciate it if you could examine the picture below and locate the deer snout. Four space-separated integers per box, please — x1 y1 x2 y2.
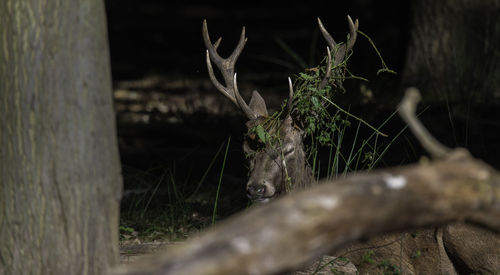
246 181 276 202
247 184 266 197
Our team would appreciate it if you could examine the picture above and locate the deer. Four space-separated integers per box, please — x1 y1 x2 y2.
202 16 356 202
202 17 500 275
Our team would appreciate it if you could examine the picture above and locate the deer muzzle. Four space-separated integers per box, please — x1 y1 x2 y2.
246 180 276 203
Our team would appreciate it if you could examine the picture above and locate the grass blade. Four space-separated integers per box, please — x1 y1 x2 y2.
212 136 231 225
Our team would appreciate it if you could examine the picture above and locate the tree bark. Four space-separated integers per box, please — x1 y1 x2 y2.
402 0 500 106
0 1 122 274
114 149 499 275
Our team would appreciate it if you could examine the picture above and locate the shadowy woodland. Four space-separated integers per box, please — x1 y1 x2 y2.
2 1 498 274
106 0 500 244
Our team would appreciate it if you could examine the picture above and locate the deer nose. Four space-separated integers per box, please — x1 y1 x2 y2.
247 184 266 198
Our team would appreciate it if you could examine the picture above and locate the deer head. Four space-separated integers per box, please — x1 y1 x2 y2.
202 16 358 202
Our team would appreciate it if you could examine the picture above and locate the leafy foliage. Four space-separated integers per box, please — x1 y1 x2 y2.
246 30 396 179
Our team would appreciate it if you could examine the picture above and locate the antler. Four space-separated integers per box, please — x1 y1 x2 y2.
317 15 359 67
202 20 258 120
289 15 358 110
318 46 332 91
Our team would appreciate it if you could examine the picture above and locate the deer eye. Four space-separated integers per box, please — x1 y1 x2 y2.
284 148 294 156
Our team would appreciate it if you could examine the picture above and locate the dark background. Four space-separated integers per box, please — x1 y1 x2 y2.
105 1 409 80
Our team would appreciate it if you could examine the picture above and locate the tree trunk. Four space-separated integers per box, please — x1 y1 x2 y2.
402 0 500 106
0 1 122 274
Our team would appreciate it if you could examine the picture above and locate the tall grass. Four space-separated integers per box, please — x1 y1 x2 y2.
120 137 236 241
212 136 231 225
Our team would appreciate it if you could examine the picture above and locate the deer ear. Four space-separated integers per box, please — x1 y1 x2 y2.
248 90 268 117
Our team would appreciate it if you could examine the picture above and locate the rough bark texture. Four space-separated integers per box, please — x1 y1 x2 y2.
0 1 122 274
114 149 500 275
402 0 500 105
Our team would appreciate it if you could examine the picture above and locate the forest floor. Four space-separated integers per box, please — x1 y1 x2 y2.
116 75 266 250
119 241 181 264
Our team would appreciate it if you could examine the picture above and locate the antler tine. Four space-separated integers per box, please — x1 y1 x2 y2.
317 18 336 51
203 20 235 104
345 15 359 52
317 16 359 66
234 73 258 120
213 37 222 49
202 20 224 65
318 46 332 90
229 25 247 65
287 77 294 114
205 50 234 103
335 15 359 65
202 20 257 119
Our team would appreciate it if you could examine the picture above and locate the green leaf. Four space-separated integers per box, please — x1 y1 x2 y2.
311 96 320 109
255 125 268 143
308 122 315 132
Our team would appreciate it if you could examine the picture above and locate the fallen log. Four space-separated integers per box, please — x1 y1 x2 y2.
114 148 499 275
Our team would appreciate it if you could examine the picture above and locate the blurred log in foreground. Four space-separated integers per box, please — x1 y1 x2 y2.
114 89 500 275
114 152 499 275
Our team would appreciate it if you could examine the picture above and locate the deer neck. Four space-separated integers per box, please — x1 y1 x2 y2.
288 143 314 192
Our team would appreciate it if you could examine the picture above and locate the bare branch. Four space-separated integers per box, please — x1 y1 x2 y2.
398 87 451 159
